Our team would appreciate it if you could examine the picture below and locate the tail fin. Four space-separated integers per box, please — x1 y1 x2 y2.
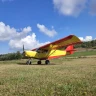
66 45 75 55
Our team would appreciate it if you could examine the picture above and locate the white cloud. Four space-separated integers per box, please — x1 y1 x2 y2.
0 22 50 51
0 22 31 41
0 22 16 41
89 0 96 15
53 0 87 16
9 33 50 50
79 36 92 42
79 37 84 41
37 23 57 37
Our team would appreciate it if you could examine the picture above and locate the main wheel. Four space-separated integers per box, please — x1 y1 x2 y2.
45 60 50 65
37 60 41 64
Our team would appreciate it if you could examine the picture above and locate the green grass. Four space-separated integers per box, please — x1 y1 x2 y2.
67 50 96 57
0 51 96 96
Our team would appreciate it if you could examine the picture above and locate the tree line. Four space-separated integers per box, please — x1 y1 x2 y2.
0 51 22 61
75 40 96 49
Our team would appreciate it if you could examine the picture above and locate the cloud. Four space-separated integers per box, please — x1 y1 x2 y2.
0 22 31 41
89 0 96 15
53 0 87 16
0 22 50 51
9 33 50 50
37 23 57 37
79 36 92 42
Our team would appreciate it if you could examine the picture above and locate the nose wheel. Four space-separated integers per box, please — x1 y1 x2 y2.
26 59 32 65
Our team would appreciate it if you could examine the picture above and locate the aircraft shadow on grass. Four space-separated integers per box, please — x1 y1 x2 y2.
17 63 56 66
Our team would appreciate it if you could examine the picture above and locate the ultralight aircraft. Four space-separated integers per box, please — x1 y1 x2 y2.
23 35 82 64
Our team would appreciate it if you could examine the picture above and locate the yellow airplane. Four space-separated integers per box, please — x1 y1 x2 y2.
23 35 82 64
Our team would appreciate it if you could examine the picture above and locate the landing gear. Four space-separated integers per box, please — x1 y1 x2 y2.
45 60 50 65
26 59 32 65
37 60 41 64
37 60 50 65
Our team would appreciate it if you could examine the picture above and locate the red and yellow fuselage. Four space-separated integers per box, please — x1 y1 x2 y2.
24 49 67 60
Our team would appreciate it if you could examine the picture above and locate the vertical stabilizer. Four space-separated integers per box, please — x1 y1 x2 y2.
66 45 75 54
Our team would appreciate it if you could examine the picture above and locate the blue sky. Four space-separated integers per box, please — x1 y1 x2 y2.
0 0 96 54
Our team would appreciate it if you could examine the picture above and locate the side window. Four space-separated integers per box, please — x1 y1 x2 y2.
36 48 41 53
43 50 48 53
36 49 48 53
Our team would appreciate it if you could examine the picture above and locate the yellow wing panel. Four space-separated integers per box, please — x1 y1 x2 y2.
51 35 81 49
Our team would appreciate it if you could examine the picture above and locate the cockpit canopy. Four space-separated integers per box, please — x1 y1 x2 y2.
36 48 48 53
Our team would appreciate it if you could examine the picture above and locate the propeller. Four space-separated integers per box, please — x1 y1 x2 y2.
22 45 28 59
22 44 25 57
23 44 24 53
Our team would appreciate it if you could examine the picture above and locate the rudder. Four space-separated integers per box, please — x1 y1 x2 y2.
66 45 75 54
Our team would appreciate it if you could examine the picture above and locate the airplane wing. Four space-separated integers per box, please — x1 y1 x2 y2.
32 35 82 51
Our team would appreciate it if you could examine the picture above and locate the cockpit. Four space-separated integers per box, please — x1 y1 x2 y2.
36 48 48 53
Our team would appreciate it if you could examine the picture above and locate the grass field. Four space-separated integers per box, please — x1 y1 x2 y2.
0 51 96 96
67 50 96 57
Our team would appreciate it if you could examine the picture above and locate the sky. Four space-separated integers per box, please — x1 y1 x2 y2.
0 0 96 54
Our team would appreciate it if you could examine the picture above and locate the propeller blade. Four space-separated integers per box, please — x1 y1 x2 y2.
22 44 25 57
23 44 24 52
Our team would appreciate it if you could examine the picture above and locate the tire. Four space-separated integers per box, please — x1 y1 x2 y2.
45 60 50 65
29 61 31 65
26 60 31 65
37 60 41 64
